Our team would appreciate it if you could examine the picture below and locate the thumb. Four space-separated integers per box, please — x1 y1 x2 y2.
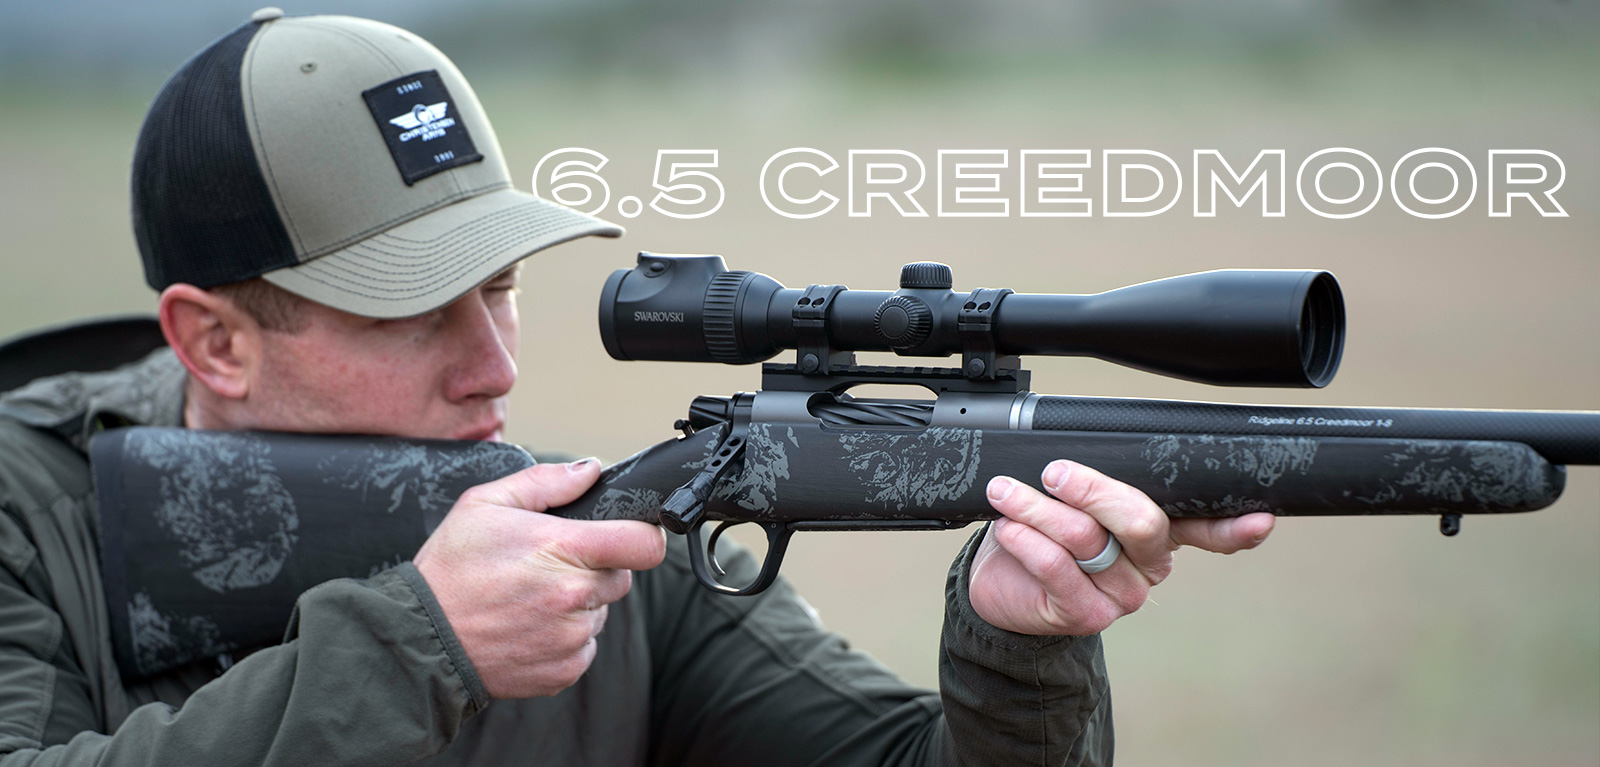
1169 512 1275 554
466 459 602 513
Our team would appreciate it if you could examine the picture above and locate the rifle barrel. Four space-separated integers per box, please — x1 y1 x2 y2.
1027 396 1600 466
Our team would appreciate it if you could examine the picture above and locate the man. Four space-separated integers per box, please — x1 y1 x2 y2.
0 10 1272 765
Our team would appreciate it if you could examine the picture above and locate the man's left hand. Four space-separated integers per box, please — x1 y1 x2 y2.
969 459 1274 636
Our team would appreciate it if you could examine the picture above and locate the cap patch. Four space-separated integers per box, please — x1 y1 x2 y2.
362 70 484 185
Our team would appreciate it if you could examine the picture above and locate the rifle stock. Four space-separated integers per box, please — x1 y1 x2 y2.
93 388 1594 677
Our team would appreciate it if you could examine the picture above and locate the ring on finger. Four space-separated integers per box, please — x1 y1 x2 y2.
1074 535 1122 574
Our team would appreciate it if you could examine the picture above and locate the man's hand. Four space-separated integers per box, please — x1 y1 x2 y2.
969 460 1273 636
412 459 666 698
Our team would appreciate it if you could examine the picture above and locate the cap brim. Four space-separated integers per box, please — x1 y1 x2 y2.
261 188 622 318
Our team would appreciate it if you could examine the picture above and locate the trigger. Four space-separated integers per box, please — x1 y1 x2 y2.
707 521 739 577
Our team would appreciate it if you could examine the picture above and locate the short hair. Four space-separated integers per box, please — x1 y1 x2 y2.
207 278 309 333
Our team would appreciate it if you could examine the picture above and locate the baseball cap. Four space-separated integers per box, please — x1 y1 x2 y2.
132 8 622 319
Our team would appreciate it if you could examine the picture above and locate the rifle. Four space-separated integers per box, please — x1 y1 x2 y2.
569 254 1596 594
90 253 1598 679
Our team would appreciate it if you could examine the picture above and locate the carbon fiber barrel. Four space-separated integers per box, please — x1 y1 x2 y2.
1030 397 1600 465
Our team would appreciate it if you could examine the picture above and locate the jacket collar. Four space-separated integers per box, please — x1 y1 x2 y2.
0 347 186 451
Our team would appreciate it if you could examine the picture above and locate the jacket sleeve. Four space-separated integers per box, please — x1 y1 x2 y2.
0 561 487 767
640 528 1113 767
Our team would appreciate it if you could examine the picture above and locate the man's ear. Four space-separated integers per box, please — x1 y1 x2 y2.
158 284 260 400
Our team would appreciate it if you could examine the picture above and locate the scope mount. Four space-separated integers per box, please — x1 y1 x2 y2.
793 284 850 375
762 362 1032 395
958 287 1014 380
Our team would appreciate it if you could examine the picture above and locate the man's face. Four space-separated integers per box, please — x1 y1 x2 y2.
243 267 521 441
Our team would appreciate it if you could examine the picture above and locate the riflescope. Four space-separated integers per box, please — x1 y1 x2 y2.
599 253 1345 388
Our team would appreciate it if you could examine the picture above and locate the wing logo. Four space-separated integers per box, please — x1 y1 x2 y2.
389 102 447 129
388 102 457 142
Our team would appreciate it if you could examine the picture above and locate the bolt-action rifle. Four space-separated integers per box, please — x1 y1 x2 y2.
567 254 1596 595
89 254 1597 679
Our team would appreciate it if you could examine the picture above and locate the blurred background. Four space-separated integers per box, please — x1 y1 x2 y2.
2 1 1596 764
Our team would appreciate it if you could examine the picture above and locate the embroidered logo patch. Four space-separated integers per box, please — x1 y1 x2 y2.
362 70 484 185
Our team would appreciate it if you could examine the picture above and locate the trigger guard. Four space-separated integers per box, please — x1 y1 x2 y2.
683 519 796 597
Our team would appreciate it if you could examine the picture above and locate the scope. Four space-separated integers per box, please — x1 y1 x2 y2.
598 253 1345 388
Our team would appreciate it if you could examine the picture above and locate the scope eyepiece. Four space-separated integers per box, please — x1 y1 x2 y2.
598 254 784 364
598 252 1346 388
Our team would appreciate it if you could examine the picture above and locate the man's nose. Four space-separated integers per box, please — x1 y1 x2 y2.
442 292 517 402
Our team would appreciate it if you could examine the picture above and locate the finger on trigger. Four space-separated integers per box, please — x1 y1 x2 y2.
1041 460 1173 575
987 475 1111 563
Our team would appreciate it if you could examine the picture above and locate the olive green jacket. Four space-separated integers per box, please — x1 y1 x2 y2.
0 349 1112 766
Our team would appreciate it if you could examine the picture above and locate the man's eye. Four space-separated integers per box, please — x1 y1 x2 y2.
381 310 439 328
485 282 520 296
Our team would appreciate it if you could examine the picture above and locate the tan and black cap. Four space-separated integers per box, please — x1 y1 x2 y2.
132 8 622 318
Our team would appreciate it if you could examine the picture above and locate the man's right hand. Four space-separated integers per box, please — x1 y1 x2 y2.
412 459 666 699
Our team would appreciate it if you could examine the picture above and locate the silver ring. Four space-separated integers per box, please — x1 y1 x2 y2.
1074 535 1121 574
